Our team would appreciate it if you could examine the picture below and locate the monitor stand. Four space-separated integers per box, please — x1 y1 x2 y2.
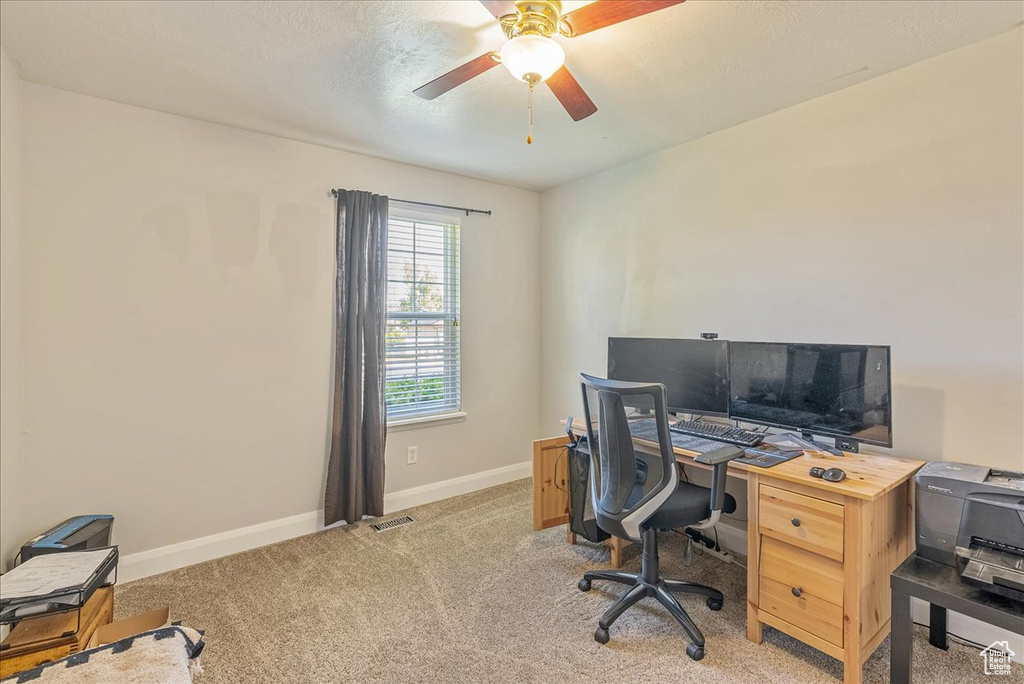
801 431 857 454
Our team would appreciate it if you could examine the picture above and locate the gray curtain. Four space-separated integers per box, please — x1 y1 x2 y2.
324 189 388 526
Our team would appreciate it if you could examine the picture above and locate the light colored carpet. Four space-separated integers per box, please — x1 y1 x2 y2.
115 479 1017 683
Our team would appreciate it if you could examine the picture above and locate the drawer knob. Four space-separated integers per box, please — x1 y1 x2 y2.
791 517 801 527
792 587 803 598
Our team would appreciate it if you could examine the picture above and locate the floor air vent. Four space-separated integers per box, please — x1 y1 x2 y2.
371 515 415 532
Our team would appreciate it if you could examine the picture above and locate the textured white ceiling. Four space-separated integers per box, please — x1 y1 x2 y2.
2 1 1021 190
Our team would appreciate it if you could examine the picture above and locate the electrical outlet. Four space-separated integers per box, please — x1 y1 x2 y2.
406 446 418 465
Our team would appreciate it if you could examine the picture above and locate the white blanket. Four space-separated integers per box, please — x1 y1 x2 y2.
1 626 204 684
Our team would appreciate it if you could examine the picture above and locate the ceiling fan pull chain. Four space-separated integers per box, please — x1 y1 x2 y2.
527 83 534 145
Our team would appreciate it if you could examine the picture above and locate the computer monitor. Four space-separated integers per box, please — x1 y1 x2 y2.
607 337 730 416
728 341 892 447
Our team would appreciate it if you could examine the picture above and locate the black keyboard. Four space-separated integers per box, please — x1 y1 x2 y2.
669 420 763 447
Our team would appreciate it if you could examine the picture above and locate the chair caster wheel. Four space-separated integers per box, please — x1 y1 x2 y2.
594 627 610 644
686 643 705 661
578 579 592 592
706 598 723 611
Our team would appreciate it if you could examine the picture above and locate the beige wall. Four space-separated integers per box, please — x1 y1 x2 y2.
540 26 1024 496
9 26 1023 564
1 47 26 570
20 85 541 556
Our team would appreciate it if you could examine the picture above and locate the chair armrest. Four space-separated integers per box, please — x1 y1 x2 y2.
694 446 744 515
694 445 745 466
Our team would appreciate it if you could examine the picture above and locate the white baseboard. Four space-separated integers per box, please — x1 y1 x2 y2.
119 460 531 582
381 461 531 514
118 509 321 583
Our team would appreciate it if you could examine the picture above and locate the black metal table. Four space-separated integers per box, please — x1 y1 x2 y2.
890 554 1024 683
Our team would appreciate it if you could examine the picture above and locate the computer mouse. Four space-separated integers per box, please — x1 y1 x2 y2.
822 467 847 482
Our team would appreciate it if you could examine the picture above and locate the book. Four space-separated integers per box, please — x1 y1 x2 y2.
764 432 844 456
0 548 117 621
742 442 803 460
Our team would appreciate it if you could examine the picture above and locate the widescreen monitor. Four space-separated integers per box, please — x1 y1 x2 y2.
607 337 730 417
729 341 892 447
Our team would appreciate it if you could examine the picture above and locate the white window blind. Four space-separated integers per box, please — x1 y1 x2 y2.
385 214 461 420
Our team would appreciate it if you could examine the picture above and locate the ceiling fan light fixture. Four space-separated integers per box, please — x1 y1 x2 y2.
499 34 565 84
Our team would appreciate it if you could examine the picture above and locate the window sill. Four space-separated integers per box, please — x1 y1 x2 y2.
388 411 468 431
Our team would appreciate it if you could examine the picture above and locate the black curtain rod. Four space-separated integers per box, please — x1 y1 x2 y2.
330 189 491 217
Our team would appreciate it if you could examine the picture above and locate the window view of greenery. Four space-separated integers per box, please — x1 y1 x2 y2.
384 219 459 419
386 263 446 408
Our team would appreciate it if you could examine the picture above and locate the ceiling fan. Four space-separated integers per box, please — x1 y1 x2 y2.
413 0 685 142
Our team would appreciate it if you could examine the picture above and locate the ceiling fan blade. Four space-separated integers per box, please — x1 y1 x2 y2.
413 53 501 100
560 0 685 37
479 0 518 20
546 66 598 121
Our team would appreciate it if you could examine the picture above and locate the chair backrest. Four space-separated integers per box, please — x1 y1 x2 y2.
579 373 679 541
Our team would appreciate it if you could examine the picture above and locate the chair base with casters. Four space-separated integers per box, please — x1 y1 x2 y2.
578 527 723 661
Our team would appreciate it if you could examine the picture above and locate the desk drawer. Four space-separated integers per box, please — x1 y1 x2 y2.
760 536 844 606
759 574 844 648
759 484 844 562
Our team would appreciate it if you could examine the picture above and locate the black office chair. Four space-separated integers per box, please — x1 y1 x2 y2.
577 373 742 660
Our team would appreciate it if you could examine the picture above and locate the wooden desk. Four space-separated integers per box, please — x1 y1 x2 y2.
538 422 925 684
0 586 114 678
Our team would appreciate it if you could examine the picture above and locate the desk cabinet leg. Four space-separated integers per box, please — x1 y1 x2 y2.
928 604 948 650
746 473 762 645
609 537 625 568
843 655 863 684
891 587 913 684
746 611 762 644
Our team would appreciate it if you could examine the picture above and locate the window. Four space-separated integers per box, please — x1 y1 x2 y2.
385 214 460 421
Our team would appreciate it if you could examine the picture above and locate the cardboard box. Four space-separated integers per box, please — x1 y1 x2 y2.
86 606 169 650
